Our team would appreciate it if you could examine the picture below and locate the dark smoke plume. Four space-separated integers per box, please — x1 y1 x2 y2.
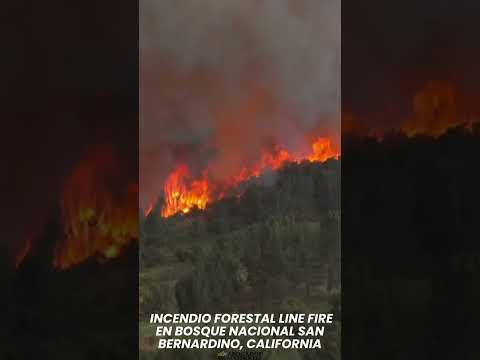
140 0 340 207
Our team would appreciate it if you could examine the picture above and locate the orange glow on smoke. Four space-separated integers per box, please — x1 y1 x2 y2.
158 137 339 218
403 81 469 137
53 146 138 269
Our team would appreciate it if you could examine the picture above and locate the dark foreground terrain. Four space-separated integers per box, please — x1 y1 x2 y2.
1 213 138 360
342 124 480 359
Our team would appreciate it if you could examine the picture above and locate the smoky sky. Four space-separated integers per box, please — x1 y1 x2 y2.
343 0 480 130
3 0 138 255
140 0 341 207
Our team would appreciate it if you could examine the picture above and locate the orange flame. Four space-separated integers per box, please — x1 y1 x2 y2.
157 137 339 218
308 137 340 163
403 81 472 136
53 146 138 269
161 165 212 218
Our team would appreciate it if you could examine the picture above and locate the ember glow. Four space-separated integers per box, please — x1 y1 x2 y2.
157 137 339 218
403 81 475 137
14 145 138 270
54 146 138 269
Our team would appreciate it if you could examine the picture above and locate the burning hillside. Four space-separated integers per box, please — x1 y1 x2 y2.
16 145 138 270
150 137 339 218
140 0 341 219
403 81 476 137
54 145 138 269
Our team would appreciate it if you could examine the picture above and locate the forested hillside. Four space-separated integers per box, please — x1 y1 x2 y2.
140 159 341 359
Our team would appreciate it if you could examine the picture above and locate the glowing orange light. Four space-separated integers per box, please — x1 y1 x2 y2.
155 137 339 218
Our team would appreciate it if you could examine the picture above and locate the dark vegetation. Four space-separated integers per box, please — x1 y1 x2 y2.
141 122 480 359
1 209 139 360
140 160 341 360
4 123 478 359
342 123 480 359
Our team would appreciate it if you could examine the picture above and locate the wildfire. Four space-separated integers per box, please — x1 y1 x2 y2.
161 165 212 218
54 145 138 269
403 81 476 137
157 137 339 218
13 145 137 270
308 137 340 162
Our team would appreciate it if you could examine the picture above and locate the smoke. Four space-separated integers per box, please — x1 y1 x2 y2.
140 0 340 207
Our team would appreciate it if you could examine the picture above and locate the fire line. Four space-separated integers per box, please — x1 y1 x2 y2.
155 137 339 218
